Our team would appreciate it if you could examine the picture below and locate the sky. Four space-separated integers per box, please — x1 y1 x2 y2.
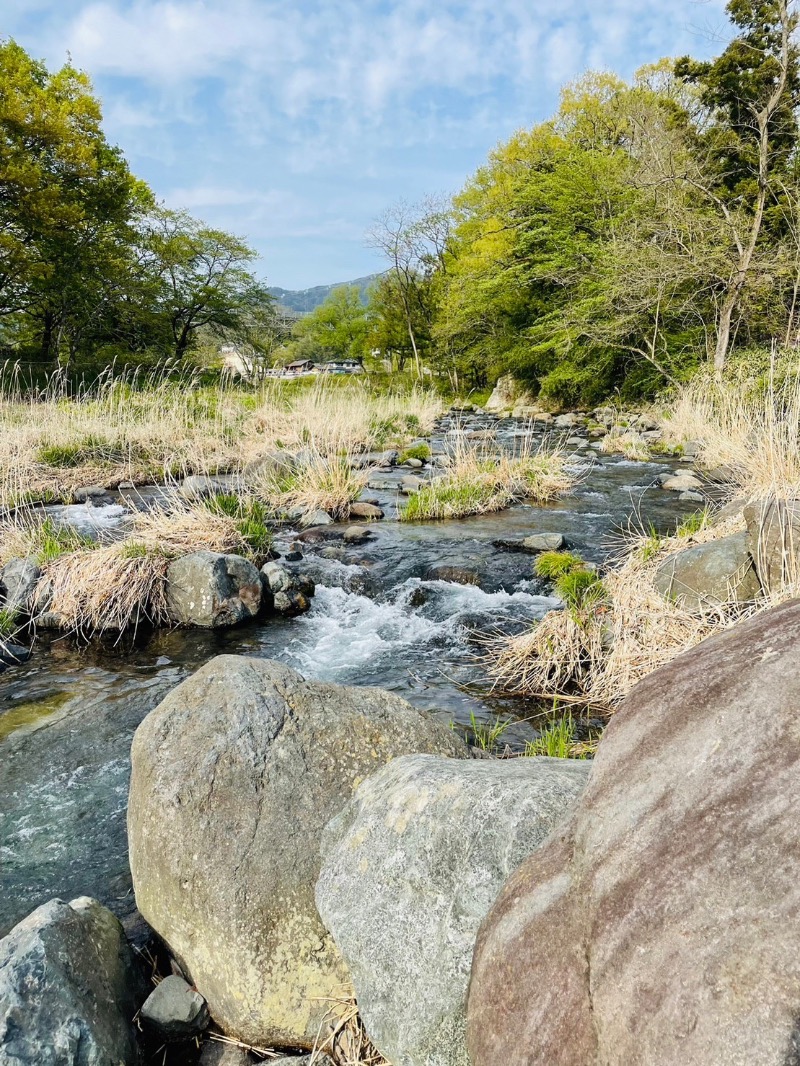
4 0 731 289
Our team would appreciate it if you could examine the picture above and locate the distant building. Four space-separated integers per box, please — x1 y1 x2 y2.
320 359 364 374
284 359 317 375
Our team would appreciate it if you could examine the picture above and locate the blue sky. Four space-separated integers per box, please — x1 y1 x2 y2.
5 0 730 289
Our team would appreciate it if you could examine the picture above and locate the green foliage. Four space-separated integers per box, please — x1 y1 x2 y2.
398 442 431 463
637 525 663 563
26 518 94 564
203 493 273 557
291 285 370 362
676 508 711 537
0 607 19 637
0 41 275 372
466 711 512 753
534 551 584 580
524 712 593 759
555 568 607 614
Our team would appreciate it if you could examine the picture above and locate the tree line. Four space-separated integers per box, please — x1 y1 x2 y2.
4 1 800 403
298 0 800 403
0 39 278 373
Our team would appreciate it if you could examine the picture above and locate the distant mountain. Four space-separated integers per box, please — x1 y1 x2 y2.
268 274 380 314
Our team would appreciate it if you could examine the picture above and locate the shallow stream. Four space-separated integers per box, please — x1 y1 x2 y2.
0 412 697 935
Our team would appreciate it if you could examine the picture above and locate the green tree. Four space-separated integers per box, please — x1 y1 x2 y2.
0 39 153 364
292 284 369 361
145 209 269 359
676 0 800 372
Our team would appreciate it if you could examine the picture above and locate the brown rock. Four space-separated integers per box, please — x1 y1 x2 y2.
349 502 384 520
468 601 800 1066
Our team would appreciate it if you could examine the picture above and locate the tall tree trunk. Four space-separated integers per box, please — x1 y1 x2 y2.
714 0 791 376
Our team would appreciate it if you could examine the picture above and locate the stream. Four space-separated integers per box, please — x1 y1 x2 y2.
0 411 698 935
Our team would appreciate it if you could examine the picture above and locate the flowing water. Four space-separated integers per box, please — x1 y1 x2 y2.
0 413 698 935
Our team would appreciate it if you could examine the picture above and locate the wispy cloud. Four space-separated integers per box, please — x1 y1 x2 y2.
9 0 730 286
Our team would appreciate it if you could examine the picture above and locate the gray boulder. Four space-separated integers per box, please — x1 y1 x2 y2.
179 474 225 499
316 754 590 1066
654 531 762 610
468 600 800 1066
128 655 469 1048
299 508 333 528
166 551 262 627
0 896 141 1065
140 974 209 1041
522 533 565 552
343 525 372 544
1 558 41 613
744 497 800 594
260 560 292 593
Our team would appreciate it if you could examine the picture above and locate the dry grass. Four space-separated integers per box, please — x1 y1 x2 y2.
400 437 573 522
311 997 391 1066
1 501 263 634
250 447 369 521
598 429 651 461
659 370 800 500
488 512 759 707
246 381 443 458
0 364 442 511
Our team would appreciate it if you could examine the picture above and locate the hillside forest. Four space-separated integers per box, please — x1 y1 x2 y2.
2 0 800 404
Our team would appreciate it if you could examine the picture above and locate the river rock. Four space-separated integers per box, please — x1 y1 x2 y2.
299 508 333 528
128 655 469 1048
273 589 310 615
426 565 481 586
166 551 262 627
1 557 41 613
468 600 800 1066
73 484 108 503
0 896 141 1065
522 533 565 552
140 974 210 1042
317 754 590 1066
198 1042 253 1066
260 560 292 593
179 474 225 499
242 449 298 485
653 531 761 609
343 525 372 544
661 472 703 492
349 502 384 520
744 497 800 594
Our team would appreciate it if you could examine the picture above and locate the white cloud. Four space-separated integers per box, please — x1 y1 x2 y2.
14 0 730 286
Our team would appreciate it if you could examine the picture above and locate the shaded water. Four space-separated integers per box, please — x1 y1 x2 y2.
0 415 697 934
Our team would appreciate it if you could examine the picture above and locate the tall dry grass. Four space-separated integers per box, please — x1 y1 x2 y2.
488 513 754 707
0 364 443 510
659 370 800 500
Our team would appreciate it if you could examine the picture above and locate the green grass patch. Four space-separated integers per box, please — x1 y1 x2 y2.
676 508 710 537
524 712 594 759
464 711 513 753
535 551 584 580
0 607 19 637
203 493 273 557
399 442 431 463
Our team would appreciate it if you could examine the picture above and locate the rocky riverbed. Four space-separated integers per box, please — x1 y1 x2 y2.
0 409 699 937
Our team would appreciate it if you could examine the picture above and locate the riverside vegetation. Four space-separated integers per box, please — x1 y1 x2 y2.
6 2 800 1065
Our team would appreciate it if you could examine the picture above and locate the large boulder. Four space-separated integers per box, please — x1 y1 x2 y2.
653 530 762 609
0 896 142 1065
316 754 590 1066
485 373 534 413
166 551 262 627
467 600 800 1066
128 655 469 1048
744 497 800 594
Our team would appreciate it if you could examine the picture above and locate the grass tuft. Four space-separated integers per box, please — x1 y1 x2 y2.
400 438 572 522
